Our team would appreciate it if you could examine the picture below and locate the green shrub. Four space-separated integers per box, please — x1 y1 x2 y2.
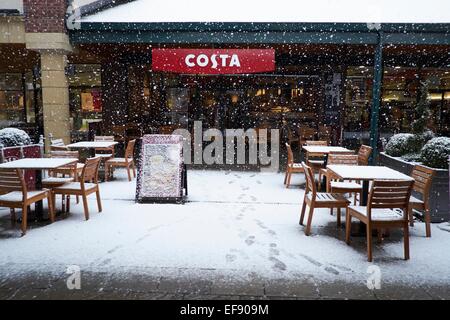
385 133 422 157
420 137 450 169
401 153 422 162
0 128 31 147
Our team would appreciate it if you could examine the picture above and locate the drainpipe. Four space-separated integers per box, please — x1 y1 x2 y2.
369 31 384 165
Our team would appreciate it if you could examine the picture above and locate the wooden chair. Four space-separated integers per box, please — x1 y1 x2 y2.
105 139 136 181
318 125 332 144
42 152 80 211
286 127 300 148
50 138 69 151
357 145 372 165
305 140 328 146
94 135 115 160
46 151 84 180
299 126 316 145
0 168 54 235
345 180 414 262
304 140 328 173
409 165 435 237
299 162 350 235
111 125 126 143
284 143 304 188
326 154 362 206
160 125 178 135
51 157 102 221
318 151 355 190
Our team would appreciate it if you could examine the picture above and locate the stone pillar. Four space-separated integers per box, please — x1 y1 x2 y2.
23 0 73 150
40 51 71 145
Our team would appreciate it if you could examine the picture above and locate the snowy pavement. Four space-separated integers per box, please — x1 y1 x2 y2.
0 169 449 300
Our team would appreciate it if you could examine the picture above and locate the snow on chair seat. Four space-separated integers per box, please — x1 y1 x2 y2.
41 177 74 185
347 206 405 221
52 182 97 191
330 181 362 190
299 161 350 236
345 179 414 262
0 190 49 202
306 192 349 204
105 139 136 182
0 168 54 235
51 157 102 221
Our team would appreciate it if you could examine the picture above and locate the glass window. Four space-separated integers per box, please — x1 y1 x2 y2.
0 72 35 128
380 66 450 138
68 64 102 140
343 66 373 149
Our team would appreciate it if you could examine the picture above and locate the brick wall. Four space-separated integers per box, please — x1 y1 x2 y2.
23 0 68 33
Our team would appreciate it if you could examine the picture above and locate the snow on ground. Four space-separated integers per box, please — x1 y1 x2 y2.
0 169 449 286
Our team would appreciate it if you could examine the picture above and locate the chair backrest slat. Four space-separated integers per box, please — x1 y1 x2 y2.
410 165 435 198
358 145 372 165
0 168 26 195
301 161 316 196
50 138 68 151
305 140 328 146
50 150 79 159
285 143 294 165
94 135 115 142
368 180 414 217
81 157 101 184
328 153 358 165
299 127 316 141
125 139 136 160
51 138 65 146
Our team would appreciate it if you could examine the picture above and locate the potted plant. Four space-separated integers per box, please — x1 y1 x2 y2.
379 81 450 223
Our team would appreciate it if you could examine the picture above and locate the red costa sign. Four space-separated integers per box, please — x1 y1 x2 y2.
152 49 275 74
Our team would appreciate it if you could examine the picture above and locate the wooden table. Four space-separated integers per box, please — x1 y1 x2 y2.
68 141 119 181
302 146 352 189
0 158 78 219
302 146 352 155
67 141 118 155
327 165 414 236
327 165 414 205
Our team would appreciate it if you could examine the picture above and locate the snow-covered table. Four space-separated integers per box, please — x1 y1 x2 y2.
327 165 414 236
302 146 353 189
0 158 78 219
0 158 78 170
67 141 118 149
67 141 119 181
327 165 414 205
302 146 352 154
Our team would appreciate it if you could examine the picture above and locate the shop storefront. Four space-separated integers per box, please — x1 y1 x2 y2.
64 43 450 155
1 0 449 162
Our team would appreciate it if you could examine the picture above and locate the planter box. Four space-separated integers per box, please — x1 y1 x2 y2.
379 152 449 223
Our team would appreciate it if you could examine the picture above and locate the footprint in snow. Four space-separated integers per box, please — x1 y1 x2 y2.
269 247 280 256
225 254 237 263
324 266 339 275
269 257 287 271
245 236 256 246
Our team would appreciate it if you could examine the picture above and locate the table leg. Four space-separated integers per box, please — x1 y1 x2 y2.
35 169 44 220
361 180 369 206
184 164 188 196
352 180 370 237
320 154 328 190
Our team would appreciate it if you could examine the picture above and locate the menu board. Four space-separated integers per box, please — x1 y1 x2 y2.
135 134 184 203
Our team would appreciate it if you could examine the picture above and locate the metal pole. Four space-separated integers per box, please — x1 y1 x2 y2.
369 31 384 165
